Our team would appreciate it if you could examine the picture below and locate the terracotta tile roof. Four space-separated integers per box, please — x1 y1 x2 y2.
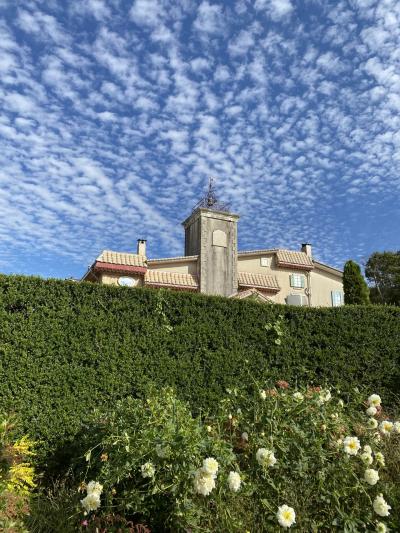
238 249 278 256
145 270 199 289
238 272 280 291
147 255 198 264
276 250 314 269
230 288 275 303
96 250 147 268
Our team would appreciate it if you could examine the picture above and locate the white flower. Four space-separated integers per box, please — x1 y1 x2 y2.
260 389 267 400
338 399 344 408
360 451 373 465
277 504 296 529
241 432 249 442
367 406 377 416
376 522 388 533
368 394 382 407
228 414 233 420
373 494 391 517
375 452 385 467
364 468 379 485
367 418 379 429
81 492 101 512
86 480 103 496
202 457 219 477
141 461 155 478
293 392 304 402
363 445 372 454
193 469 216 496
373 432 382 443
227 471 241 492
256 448 277 468
331 413 338 419
206 425 212 433
343 436 361 456
379 421 393 435
393 421 400 434
317 389 332 405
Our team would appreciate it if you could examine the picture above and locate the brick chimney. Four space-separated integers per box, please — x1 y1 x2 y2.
137 239 147 256
301 243 312 258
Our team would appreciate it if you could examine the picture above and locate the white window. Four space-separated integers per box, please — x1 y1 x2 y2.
260 257 271 267
331 290 344 307
290 273 305 288
286 294 308 306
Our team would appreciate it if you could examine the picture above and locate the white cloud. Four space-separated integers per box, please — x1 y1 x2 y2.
130 0 164 27
228 30 255 57
255 0 293 20
193 1 224 34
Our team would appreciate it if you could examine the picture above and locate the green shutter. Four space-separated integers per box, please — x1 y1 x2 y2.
290 274 294 287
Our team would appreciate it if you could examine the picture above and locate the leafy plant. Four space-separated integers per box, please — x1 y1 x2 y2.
73 386 399 532
0 274 399 467
265 314 286 345
0 414 35 532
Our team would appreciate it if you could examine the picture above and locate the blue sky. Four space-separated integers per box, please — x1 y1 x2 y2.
0 0 399 280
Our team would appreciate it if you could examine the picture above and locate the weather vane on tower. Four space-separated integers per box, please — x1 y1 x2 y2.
193 177 230 213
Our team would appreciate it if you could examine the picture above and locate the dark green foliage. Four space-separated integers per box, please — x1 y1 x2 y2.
366 251 400 305
343 260 370 305
0 274 399 464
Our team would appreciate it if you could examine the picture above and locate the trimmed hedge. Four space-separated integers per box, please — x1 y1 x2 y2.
0 274 399 461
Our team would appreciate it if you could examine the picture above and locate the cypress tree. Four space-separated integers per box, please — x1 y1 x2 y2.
343 260 370 305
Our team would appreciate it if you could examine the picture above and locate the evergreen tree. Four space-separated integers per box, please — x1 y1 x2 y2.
365 251 400 305
343 260 370 305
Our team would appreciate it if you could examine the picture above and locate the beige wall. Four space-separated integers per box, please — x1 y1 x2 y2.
238 254 342 306
310 267 343 307
97 254 343 308
237 253 276 274
100 272 144 287
147 260 198 276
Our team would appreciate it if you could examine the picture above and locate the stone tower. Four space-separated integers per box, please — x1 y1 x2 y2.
182 180 239 297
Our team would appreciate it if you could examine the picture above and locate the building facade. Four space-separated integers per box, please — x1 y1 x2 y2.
82 201 344 307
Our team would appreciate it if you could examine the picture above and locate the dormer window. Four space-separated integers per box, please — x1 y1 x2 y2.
260 257 271 267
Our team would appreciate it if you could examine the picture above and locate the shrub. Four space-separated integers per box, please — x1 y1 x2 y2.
0 274 399 464
0 414 36 532
66 385 399 532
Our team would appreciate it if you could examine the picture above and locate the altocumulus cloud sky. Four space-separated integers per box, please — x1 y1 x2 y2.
0 0 399 278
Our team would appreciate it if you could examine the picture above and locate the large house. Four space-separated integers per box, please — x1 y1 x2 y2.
82 187 344 307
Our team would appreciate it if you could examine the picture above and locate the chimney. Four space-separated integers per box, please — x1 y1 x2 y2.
301 243 312 258
137 239 147 256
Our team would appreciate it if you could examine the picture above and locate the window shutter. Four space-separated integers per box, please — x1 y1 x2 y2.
331 291 335 307
290 274 294 287
301 276 305 288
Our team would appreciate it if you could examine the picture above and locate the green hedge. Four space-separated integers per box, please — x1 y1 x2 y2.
0 274 399 462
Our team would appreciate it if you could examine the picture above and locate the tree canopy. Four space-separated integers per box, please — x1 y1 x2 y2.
365 251 400 305
343 260 370 305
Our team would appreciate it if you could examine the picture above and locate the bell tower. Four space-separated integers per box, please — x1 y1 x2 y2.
182 179 239 297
